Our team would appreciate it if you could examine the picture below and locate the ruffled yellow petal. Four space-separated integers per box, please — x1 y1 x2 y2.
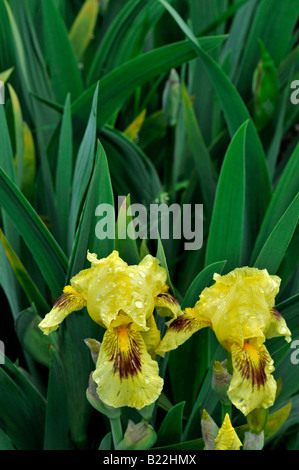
38 286 86 335
194 266 282 351
155 308 211 357
266 308 292 343
86 251 167 330
140 314 161 358
154 285 182 319
92 318 163 409
228 341 277 416
214 414 242 450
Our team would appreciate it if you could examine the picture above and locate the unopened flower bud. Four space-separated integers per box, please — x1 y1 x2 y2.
212 360 232 406
246 407 268 434
84 338 101 363
201 409 219 450
252 40 279 131
117 420 157 450
243 430 264 450
162 68 181 127
86 374 121 419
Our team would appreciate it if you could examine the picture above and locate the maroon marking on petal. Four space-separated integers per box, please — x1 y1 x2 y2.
157 291 179 306
272 308 282 320
110 332 142 380
234 345 268 389
168 315 194 332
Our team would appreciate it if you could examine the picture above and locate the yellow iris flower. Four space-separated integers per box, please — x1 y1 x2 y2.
156 267 291 416
38 250 181 409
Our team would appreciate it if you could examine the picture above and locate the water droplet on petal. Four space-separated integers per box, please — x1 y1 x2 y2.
135 301 144 309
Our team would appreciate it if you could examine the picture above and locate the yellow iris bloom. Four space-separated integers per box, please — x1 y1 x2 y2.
38 250 181 409
156 267 291 416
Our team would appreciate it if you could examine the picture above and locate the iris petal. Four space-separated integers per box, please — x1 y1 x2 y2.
38 286 87 335
92 322 163 409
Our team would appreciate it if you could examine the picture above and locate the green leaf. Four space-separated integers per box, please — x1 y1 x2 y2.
72 34 227 129
43 346 69 450
251 143 299 263
69 0 99 62
205 121 248 271
0 168 68 298
158 0 272 254
264 401 292 441
0 428 15 450
253 193 299 274
156 402 185 446
181 82 217 218
0 229 50 314
15 307 55 368
115 195 140 266
42 0 83 103
56 94 73 253
7 84 24 189
0 356 46 449
67 140 115 279
68 83 99 253
100 127 162 206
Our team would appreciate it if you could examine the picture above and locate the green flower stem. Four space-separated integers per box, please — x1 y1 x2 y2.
110 417 123 450
221 402 232 422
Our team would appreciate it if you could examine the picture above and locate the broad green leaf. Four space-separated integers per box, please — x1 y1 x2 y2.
0 66 13 83
0 229 50 314
251 143 299 263
0 168 68 298
158 0 272 254
264 401 292 441
115 195 140 266
68 83 99 254
100 127 161 206
44 347 69 450
0 428 15 450
42 0 83 103
21 123 36 204
7 84 24 189
156 402 185 446
253 193 299 274
0 355 46 449
15 307 55 368
99 432 113 450
67 140 115 279
87 0 174 84
73 34 227 129
69 0 99 62
236 0 299 99
181 82 217 218
205 121 248 271
56 94 73 253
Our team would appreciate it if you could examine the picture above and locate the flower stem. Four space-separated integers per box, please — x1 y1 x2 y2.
221 402 232 422
110 417 123 450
